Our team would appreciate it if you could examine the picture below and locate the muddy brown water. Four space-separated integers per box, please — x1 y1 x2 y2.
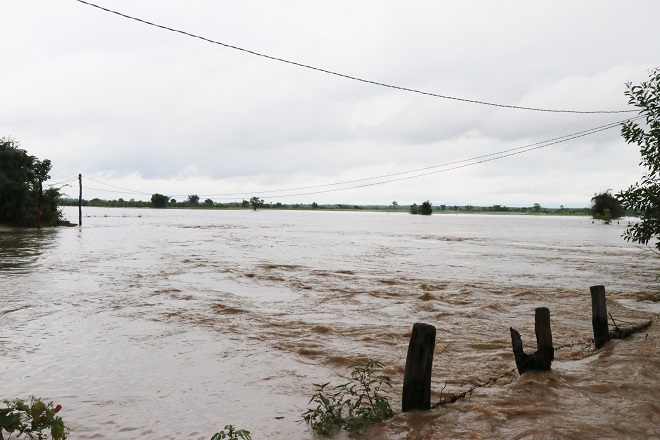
1 207 658 439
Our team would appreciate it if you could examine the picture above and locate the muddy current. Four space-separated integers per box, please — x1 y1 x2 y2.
1 207 658 439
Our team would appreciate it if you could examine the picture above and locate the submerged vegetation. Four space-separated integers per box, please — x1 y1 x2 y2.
302 360 394 437
410 200 433 215
591 191 624 224
0 397 68 440
210 425 251 440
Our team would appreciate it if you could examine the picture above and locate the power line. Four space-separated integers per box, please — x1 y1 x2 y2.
75 0 635 115
256 118 640 199
45 176 79 188
199 116 641 197
78 116 641 200
82 176 152 195
82 186 149 195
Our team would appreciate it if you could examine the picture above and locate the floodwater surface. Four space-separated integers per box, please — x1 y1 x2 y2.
1 207 658 439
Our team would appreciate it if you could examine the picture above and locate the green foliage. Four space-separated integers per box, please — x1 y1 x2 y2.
0 137 63 227
617 68 660 250
419 200 432 215
150 193 169 208
0 397 68 440
210 425 251 440
302 360 394 437
188 194 200 204
410 201 432 215
591 191 624 221
249 196 263 211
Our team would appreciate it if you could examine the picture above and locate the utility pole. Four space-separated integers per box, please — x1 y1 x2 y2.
78 174 82 227
37 179 43 229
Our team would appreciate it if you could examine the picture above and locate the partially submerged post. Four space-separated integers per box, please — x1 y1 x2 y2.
534 307 554 368
590 285 609 349
402 323 436 412
510 307 554 374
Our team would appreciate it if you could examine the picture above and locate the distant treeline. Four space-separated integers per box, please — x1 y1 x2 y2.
58 197 595 215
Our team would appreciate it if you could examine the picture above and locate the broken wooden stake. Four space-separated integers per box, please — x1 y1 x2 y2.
510 307 554 374
590 285 609 349
610 319 653 340
402 323 436 412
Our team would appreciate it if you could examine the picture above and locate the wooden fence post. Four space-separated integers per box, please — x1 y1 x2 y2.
534 307 554 369
590 285 609 349
402 323 436 412
510 307 554 374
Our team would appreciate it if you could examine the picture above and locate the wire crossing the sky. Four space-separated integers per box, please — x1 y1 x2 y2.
63 116 642 200
76 0 635 115
199 116 641 197
45 176 79 189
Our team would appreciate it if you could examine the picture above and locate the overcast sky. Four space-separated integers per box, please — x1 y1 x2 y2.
2 1 658 207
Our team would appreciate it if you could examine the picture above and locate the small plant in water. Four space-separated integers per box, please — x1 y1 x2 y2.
302 359 394 436
211 425 251 440
0 397 68 440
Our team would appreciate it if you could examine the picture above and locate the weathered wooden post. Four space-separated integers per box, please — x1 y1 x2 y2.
534 307 554 369
590 285 609 349
510 307 554 374
402 323 436 412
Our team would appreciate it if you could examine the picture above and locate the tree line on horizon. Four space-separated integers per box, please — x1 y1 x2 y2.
56 194 600 214
1 69 658 252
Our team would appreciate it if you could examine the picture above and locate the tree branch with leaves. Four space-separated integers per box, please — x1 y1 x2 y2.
617 68 660 251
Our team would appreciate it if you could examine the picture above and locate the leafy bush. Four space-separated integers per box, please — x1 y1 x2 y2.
0 397 68 439
302 360 394 436
211 425 251 440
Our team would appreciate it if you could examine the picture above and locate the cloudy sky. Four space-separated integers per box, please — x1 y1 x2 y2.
2 1 658 207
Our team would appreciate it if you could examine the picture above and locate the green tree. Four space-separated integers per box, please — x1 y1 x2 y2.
249 196 263 210
0 137 63 227
409 203 419 214
419 200 433 215
591 191 624 221
150 193 169 208
187 194 200 205
204 198 214 206
617 69 660 250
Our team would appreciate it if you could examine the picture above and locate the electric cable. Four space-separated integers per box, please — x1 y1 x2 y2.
82 186 149 195
77 116 641 200
240 119 639 199
45 176 79 188
75 0 635 115
198 116 642 197
82 176 153 195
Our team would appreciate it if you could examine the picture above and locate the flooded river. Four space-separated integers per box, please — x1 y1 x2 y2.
1 207 658 439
